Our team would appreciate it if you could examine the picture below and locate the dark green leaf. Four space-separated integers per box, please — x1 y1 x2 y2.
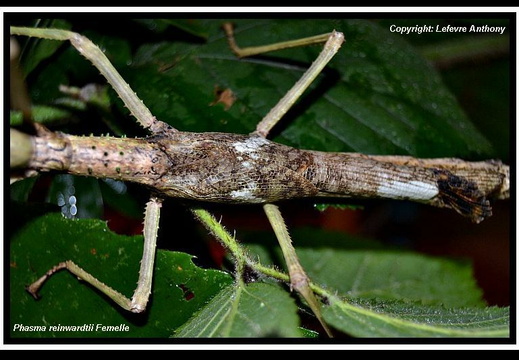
243 228 486 308
10 177 38 202
135 19 209 39
10 213 233 338
300 247 485 308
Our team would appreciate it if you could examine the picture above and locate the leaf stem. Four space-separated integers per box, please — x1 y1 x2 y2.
190 207 334 317
190 208 247 262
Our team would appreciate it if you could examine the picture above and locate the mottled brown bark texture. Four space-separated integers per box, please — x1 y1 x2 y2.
24 127 509 224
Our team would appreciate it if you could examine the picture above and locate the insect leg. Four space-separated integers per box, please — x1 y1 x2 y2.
222 23 344 137
10 26 175 135
263 204 334 337
26 196 162 313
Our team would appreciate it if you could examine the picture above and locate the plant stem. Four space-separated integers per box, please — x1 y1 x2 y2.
190 208 249 265
191 206 335 336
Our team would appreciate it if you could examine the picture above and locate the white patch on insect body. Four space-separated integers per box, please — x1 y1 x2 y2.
377 180 439 200
229 181 263 202
232 136 270 154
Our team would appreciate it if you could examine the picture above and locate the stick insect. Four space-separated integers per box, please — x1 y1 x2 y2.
10 20 510 338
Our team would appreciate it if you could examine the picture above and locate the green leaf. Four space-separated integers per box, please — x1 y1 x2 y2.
10 177 38 202
243 228 486 308
10 105 75 126
299 244 484 308
304 248 484 308
323 297 509 337
10 213 233 338
174 282 302 338
242 228 509 337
